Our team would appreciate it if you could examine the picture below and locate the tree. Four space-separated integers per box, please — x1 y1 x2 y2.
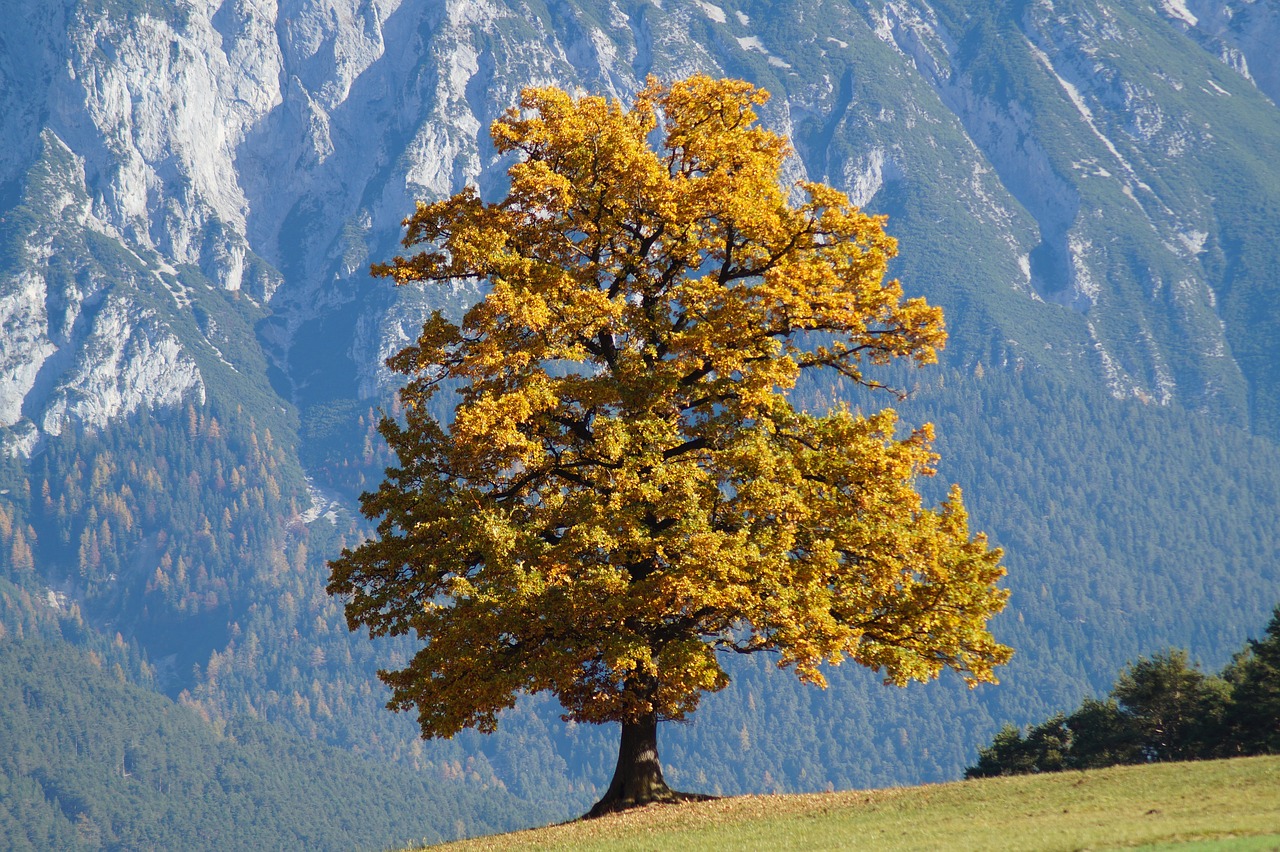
967 651 1233 778
328 75 1011 816
1111 650 1229 762
1224 605 1280 753
964 715 1071 778
1064 697 1143 769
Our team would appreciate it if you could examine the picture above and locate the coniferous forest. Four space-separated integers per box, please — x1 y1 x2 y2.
5 358 1279 846
967 605 1280 776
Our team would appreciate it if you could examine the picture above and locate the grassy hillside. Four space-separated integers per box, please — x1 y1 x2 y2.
429 755 1280 851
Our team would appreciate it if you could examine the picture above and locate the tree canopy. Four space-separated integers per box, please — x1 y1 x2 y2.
967 606 1280 778
328 75 1011 814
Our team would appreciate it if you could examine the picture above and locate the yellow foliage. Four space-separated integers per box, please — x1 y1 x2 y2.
330 76 1010 739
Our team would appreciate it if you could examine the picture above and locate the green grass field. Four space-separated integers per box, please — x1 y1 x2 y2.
428 755 1280 851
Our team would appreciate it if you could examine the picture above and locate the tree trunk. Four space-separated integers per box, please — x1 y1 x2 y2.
586 713 681 818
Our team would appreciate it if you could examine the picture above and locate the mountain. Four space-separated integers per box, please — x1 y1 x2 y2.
2 0 1279 844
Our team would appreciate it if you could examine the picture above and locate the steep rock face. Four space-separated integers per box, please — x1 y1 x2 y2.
54 2 274 296
41 291 203 434
0 260 56 449
1176 0 1280 103
863 0 1258 415
0 133 204 454
6 0 1276 443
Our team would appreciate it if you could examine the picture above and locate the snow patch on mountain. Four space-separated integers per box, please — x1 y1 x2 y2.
693 1 727 23
1160 0 1199 27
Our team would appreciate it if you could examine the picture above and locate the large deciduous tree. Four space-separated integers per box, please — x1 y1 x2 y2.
328 75 1011 816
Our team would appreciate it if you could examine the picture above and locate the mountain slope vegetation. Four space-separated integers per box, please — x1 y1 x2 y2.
0 634 532 850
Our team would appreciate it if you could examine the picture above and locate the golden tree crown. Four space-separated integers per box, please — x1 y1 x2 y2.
333 76 1009 738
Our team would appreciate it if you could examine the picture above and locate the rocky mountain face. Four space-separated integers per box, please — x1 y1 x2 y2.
2 0 1280 841
4 0 1278 450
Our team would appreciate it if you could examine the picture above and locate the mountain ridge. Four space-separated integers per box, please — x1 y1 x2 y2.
5 0 1279 447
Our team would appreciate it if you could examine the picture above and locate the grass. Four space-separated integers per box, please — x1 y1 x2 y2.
428 755 1280 851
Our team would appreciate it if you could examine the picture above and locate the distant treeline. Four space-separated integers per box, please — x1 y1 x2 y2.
966 606 1280 777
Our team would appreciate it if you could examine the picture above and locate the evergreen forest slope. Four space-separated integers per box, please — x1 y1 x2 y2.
0 636 531 851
